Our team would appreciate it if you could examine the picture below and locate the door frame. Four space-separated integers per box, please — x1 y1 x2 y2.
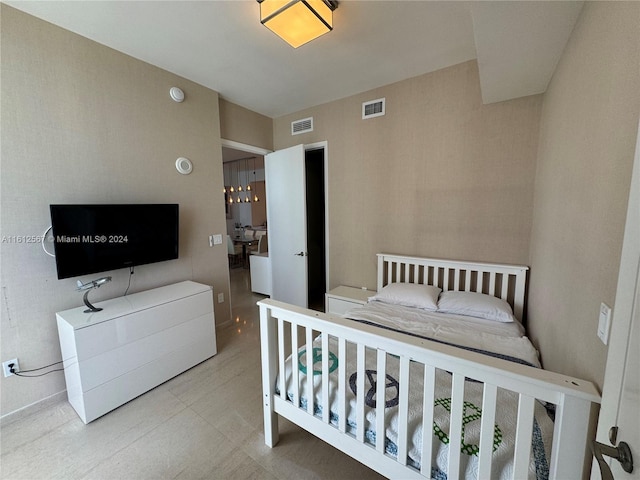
220 139 272 321
221 139 272 157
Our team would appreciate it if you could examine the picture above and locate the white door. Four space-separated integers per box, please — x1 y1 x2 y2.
591 121 639 479
265 144 308 307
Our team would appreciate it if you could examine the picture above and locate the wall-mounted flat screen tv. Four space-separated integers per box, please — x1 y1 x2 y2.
50 204 179 280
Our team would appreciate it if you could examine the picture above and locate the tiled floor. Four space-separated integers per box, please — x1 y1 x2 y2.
0 269 382 480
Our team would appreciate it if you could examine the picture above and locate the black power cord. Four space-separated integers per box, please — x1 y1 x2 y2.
124 266 134 296
8 361 64 378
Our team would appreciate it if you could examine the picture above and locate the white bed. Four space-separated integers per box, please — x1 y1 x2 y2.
258 254 601 479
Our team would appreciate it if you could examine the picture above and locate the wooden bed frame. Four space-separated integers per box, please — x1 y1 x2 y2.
258 254 601 479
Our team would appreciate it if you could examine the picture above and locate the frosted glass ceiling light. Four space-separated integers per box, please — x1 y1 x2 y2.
258 0 338 48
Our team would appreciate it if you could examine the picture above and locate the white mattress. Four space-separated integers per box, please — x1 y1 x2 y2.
343 300 541 368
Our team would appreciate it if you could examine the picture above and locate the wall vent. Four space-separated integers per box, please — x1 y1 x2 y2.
291 117 313 135
362 98 385 119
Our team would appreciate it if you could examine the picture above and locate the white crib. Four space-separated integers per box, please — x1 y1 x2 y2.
259 254 601 479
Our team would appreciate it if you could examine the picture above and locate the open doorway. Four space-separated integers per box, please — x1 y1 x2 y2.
222 147 267 235
221 141 272 307
305 147 326 311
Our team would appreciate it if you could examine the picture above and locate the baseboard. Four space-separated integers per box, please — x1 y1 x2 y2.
0 390 67 427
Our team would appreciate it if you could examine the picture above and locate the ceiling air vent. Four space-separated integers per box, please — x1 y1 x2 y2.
291 117 313 135
362 98 385 119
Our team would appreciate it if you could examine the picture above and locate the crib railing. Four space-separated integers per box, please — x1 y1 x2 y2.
259 299 601 479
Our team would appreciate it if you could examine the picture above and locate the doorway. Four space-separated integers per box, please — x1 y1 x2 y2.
221 140 272 313
305 147 326 311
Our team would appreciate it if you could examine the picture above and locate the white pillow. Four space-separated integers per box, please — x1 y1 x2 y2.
437 291 516 322
369 283 441 311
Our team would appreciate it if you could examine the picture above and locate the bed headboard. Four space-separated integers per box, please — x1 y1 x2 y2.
376 253 529 321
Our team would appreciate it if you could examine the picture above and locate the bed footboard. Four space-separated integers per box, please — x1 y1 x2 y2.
259 299 600 480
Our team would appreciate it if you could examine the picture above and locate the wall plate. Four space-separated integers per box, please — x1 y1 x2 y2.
169 87 185 103
175 157 193 175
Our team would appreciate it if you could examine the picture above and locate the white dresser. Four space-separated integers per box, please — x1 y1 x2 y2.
56 281 217 424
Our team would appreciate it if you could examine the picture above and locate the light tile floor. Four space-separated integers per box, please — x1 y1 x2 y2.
0 269 383 480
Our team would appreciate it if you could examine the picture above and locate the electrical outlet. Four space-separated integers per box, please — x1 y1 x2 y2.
218 292 224 303
2 358 19 377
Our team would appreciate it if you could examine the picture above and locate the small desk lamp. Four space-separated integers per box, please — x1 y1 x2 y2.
77 276 112 313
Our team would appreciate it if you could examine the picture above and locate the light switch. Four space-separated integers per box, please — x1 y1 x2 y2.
597 302 612 345
212 234 223 245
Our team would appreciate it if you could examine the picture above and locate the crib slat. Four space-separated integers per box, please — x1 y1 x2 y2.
512 394 535 478
489 272 496 297
453 269 460 291
291 323 299 408
306 327 314 415
397 356 411 466
434 266 440 288
420 365 436 476
356 343 366 443
476 270 483 292
448 373 465 477
322 333 330 423
464 270 472 291
395 262 401 284
513 273 526 320
338 338 347 433
277 318 286 400
477 383 498 479
501 274 509 301
375 350 387 453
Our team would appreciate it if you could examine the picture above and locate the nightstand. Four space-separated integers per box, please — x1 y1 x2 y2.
325 286 375 315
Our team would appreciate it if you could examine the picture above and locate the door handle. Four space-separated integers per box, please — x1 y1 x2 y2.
294 251 308 256
591 439 634 479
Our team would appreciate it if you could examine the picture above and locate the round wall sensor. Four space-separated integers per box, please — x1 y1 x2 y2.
175 157 193 175
170 87 185 103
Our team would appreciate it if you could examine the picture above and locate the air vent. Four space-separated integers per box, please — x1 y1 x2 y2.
291 117 313 135
362 98 385 119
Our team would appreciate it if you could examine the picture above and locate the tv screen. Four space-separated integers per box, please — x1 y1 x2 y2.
50 204 179 279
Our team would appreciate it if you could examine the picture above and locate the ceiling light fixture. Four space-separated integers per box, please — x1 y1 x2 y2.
258 0 338 49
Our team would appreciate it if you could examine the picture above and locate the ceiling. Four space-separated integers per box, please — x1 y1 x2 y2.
5 1 583 118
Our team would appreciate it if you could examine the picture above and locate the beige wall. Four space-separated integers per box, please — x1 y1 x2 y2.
274 61 542 291
0 6 230 416
528 2 640 387
219 99 273 150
